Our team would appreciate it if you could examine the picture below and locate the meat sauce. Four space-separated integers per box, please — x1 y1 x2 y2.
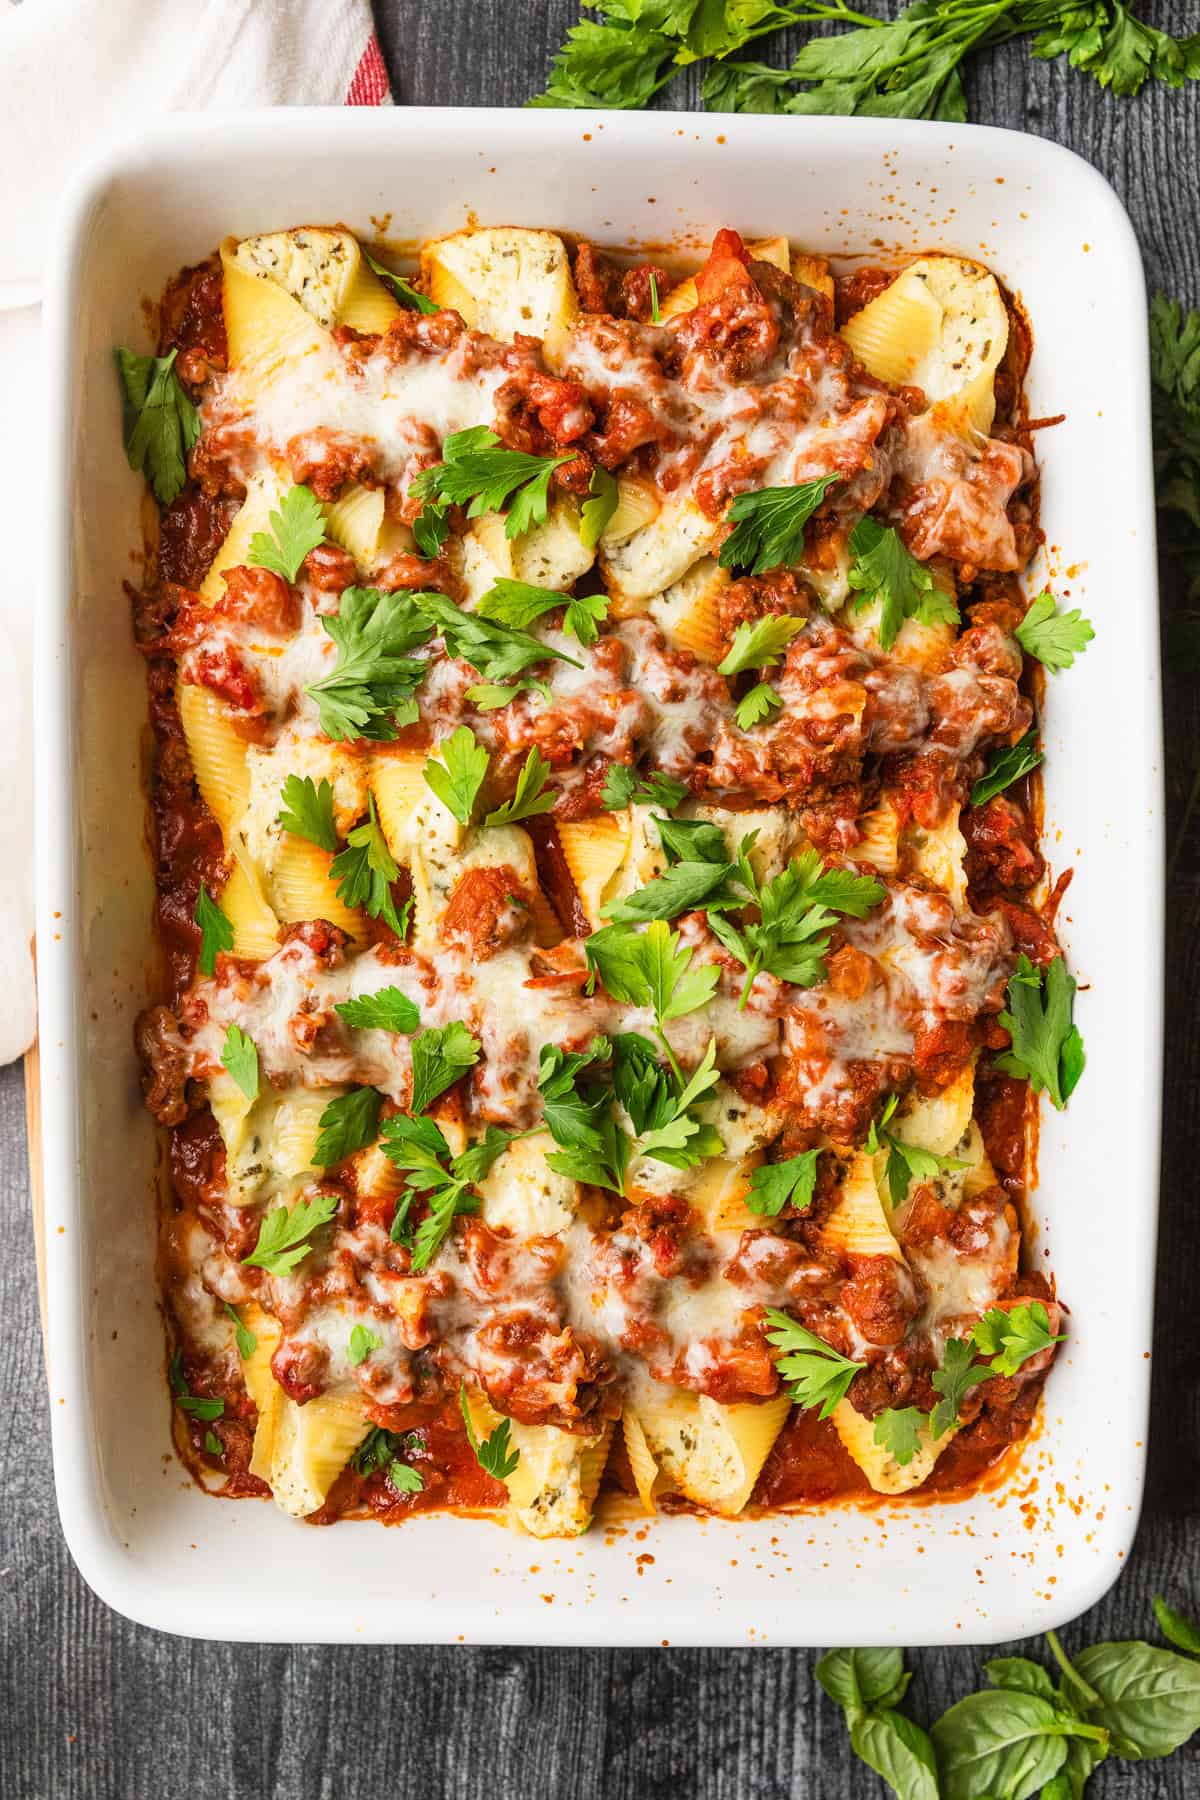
136 231 1065 1527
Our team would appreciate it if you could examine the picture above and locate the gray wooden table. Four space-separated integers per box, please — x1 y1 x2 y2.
3 3 1199 1794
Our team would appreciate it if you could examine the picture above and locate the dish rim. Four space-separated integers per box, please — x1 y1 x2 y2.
35 105 1163 1645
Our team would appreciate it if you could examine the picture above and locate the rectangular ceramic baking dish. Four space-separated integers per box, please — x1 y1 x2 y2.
36 107 1162 1645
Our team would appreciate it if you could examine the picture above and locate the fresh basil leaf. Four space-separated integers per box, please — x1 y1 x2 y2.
1071 1640 1200 1760
1154 1595 1200 1656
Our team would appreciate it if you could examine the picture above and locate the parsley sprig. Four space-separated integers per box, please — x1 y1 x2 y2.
411 427 573 540
362 247 439 316
600 766 688 812
305 587 434 742
314 1086 384 1166
479 576 610 648
533 0 1200 121
484 747 556 828
995 953 1085 1110
874 1301 1066 1462
706 844 886 1005
351 1424 427 1495
334 987 421 1034
1015 591 1095 670
220 1023 259 1102
381 1113 516 1269
579 466 619 549
746 1149 821 1217
423 725 490 826
247 485 327 584
718 613 806 677
460 1383 521 1480
115 347 199 506
224 1302 257 1360
277 775 338 852
718 475 840 574
848 517 958 652
584 917 721 1079
329 795 409 936
168 1350 226 1422
538 1032 723 1192
194 884 234 977
409 1021 482 1114
763 1309 865 1417
971 726 1043 807
866 1094 970 1206
416 588 581 685
242 1192 340 1276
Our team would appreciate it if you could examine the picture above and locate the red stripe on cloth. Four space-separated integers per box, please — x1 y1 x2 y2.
345 33 390 106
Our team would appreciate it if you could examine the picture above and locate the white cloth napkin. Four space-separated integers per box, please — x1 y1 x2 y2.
0 0 391 1064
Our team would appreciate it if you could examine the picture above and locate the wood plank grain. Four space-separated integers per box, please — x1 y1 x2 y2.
4 3 1199 1795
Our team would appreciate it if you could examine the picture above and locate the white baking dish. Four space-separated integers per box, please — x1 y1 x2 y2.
36 107 1161 1645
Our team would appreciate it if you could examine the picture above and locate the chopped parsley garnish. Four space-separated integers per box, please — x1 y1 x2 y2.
872 1406 928 1467
168 1350 226 1421
423 724 490 826
379 1112 512 1269
334 987 421 1034
648 271 662 322
888 1302 1066 1449
995 953 1085 1110
972 1299 1064 1376
114 346 199 506
579 466 619 550
735 681 783 730
971 726 1043 807
929 1336 992 1440
704 843 886 1005
718 475 841 575
410 427 573 540
718 613 805 677
242 1192 340 1276
362 247 439 315
466 678 553 711
416 588 581 684
314 1086 384 1167
460 1383 521 1480
1015 591 1095 670
347 1323 382 1366
247 484 327 584
204 1430 224 1457
219 1023 259 1103
847 517 958 652
600 766 688 812
408 1021 482 1115
277 774 338 852
479 576 609 648
538 1032 721 1192
538 1038 629 1194
866 1093 970 1207
763 1309 864 1418
194 884 234 977
617 1033 723 1167
329 794 408 937
387 1461 425 1495
224 1301 257 1360
305 587 434 742
746 1148 821 1217
483 747 556 828
601 854 736 924
584 918 721 1067
351 1424 426 1495
412 500 451 559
